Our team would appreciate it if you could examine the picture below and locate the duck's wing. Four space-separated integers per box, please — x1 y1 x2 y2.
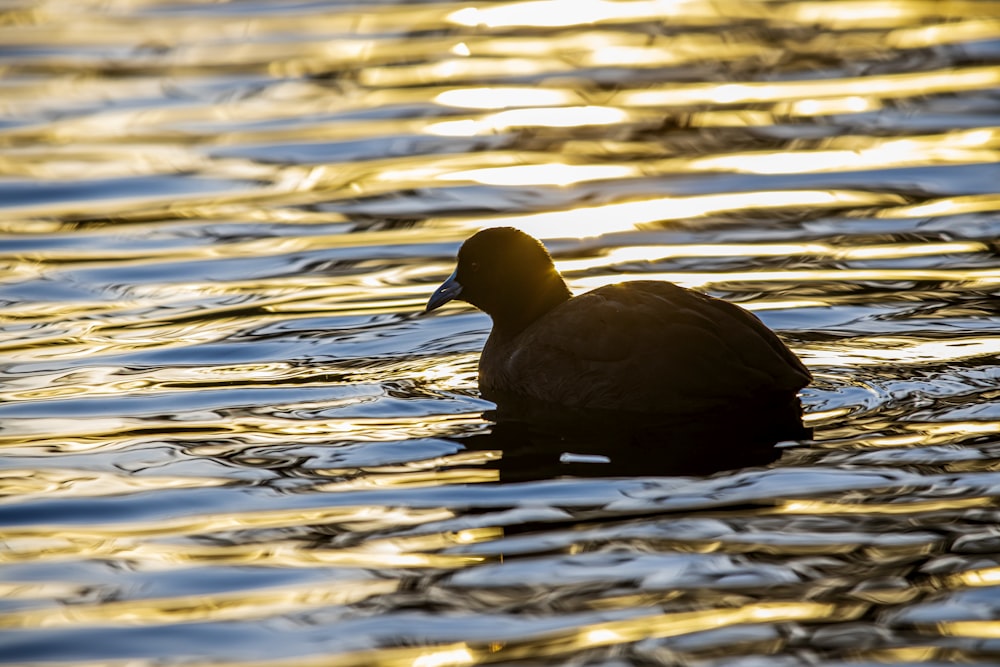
484 281 811 413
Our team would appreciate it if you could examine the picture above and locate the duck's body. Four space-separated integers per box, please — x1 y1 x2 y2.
480 279 809 413
426 227 811 415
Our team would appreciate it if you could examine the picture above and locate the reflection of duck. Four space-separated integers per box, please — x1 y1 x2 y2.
450 403 807 482
426 227 811 417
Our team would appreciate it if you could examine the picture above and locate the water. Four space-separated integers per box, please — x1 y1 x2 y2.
2 0 1000 664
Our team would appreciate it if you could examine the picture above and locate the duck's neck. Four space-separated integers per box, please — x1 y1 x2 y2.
491 271 571 340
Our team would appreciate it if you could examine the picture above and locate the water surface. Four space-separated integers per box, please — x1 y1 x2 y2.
2 1 1000 665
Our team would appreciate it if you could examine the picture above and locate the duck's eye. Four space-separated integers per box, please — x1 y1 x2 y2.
469 261 479 273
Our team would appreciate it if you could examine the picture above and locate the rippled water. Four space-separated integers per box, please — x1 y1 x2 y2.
2 1 1000 665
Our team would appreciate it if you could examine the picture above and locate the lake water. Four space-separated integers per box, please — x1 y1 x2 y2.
2 1 1000 665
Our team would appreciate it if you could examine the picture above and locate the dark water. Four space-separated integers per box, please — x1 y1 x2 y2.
2 1 1000 665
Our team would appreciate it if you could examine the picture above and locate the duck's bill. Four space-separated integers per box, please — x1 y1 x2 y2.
425 271 463 312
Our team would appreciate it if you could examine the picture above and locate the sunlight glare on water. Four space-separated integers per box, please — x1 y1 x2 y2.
1 0 1000 665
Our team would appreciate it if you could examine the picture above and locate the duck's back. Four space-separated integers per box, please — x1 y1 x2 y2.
479 280 811 414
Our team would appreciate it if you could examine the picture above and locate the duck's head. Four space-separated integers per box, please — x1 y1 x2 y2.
425 227 571 335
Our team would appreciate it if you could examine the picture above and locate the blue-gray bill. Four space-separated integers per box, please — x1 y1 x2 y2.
425 271 463 312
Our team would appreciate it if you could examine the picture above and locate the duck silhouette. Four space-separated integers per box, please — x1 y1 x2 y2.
426 227 811 423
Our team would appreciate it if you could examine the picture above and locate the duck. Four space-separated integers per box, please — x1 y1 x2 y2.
425 227 811 416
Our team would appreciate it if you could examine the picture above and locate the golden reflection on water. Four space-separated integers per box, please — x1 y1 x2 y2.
0 412 486 456
3 0 1000 664
572 268 1000 292
689 129 1000 175
556 240 989 273
361 56 573 87
803 337 1000 368
0 278 436 363
891 17 1000 47
424 128 1000 182
63 600 862 667
816 421 1000 453
3 505 496 572
2 505 458 542
466 189 901 239
434 87 575 108
316 468 500 491
39 539 489 572
949 566 1000 588
622 65 1000 106
434 162 636 186
446 0 1000 30
0 578 401 630
426 106 632 136
937 621 1000 639
448 1 689 28
922 422 1000 437
880 193 1000 218
0 468 229 501
313 450 502 479
394 601 851 663
776 496 994 515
